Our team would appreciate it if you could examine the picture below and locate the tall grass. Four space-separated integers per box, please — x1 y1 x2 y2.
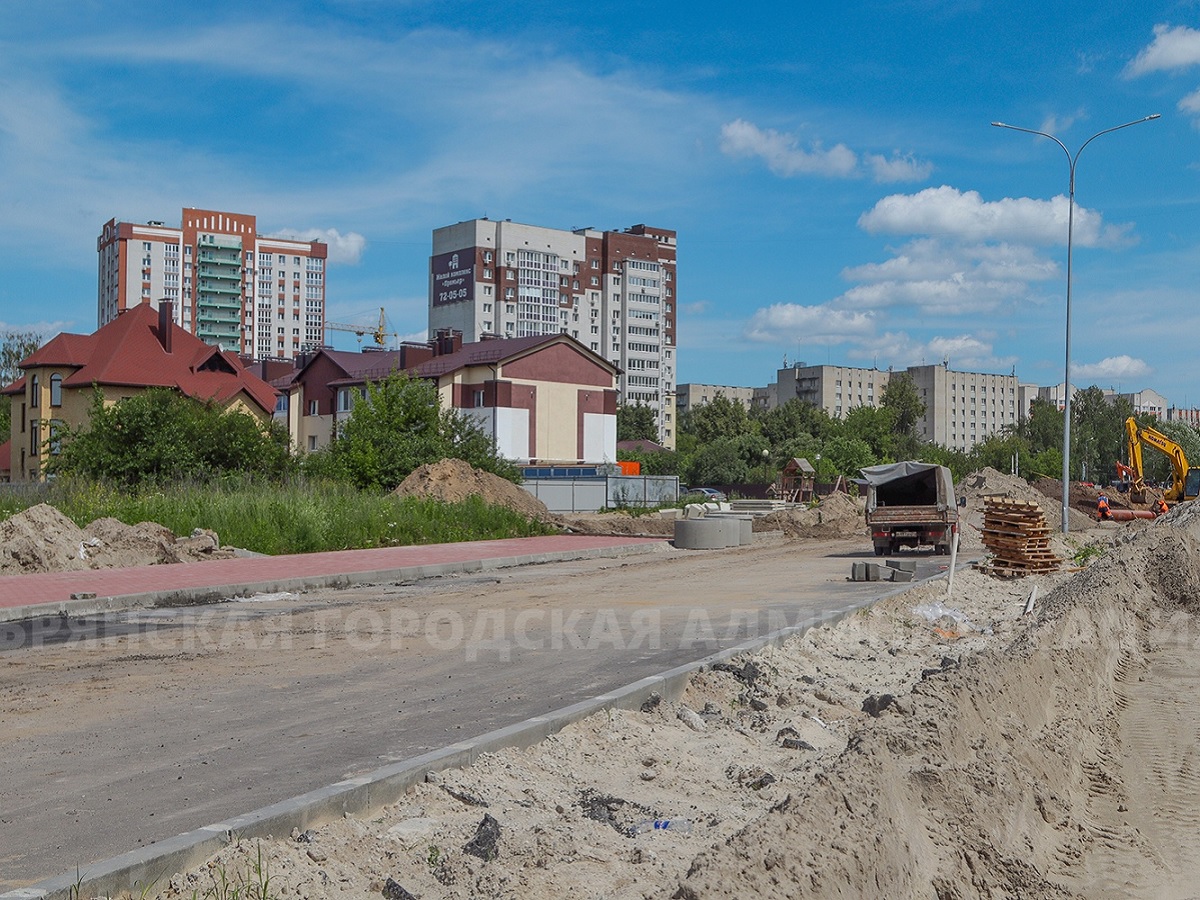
0 477 554 555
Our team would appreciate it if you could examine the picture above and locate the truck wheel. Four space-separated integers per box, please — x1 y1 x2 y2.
874 545 886 557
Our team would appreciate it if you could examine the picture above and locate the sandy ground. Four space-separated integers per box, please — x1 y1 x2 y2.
13 467 1194 899
121 499 1200 897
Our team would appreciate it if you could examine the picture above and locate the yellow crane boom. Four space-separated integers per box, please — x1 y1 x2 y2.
323 307 395 348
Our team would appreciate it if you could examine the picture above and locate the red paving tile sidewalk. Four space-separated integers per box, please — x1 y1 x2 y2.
0 535 666 618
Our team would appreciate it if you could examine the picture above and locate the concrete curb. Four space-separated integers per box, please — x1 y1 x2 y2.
2 556 966 900
0 541 671 625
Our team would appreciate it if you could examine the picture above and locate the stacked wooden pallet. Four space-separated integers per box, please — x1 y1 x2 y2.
978 496 1061 577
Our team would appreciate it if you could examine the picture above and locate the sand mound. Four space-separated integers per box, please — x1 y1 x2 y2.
0 505 235 575
753 491 865 539
958 466 1094 535
394 458 553 522
0 503 89 575
559 511 675 536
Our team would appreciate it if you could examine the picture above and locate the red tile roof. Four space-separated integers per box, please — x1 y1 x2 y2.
16 303 278 414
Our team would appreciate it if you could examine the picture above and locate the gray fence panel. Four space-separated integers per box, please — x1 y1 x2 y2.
522 476 680 513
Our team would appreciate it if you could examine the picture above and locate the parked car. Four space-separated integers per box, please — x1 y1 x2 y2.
686 487 727 502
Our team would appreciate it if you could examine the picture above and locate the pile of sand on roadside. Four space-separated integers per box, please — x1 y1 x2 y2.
957 466 1095 537
394 458 554 523
0 503 233 575
753 490 865 539
558 511 675 536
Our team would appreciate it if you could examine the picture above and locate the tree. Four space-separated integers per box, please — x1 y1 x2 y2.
617 402 659 443
755 398 835 448
50 387 292 484
327 370 517 491
683 393 756 445
841 405 898 461
0 329 43 438
880 373 926 461
821 435 875 477
1070 386 1131 483
1017 397 1064 456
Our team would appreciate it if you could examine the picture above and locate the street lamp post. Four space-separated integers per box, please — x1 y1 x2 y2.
991 114 1160 534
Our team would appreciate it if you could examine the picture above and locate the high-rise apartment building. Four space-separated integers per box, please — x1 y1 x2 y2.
98 209 328 359
429 219 678 447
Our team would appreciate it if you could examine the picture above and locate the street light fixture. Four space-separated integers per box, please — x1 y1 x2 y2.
991 114 1160 534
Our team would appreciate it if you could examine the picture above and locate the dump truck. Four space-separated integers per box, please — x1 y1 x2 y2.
860 461 958 556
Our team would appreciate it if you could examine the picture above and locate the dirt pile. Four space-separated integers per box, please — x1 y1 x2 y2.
957 466 1094 539
753 490 866 539
0 504 233 575
394 459 553 523
559 511 675 536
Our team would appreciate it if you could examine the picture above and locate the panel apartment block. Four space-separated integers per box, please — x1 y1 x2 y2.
766 361 1022 452
98 209 328 359
429 219 678 448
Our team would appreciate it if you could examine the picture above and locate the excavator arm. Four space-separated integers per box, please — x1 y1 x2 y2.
1125 417 1200 504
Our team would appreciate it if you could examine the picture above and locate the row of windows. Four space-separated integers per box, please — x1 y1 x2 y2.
28 374 62 408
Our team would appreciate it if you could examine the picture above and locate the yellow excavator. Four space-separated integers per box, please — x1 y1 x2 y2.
1123 416 1200 505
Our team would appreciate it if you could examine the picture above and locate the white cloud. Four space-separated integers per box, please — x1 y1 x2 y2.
846 331 1017 371
681 300 713 315
719 119 930 183
858 186 1130 248
1126 24 1200 77
274 228 367 265
1072 355 1151 381
864 152 934 183
744 305 874 344
720 119 857 178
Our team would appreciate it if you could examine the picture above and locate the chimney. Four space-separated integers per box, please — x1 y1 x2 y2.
157 300 174 353
433 328 463 356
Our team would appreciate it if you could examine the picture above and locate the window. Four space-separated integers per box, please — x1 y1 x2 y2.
29 374 39 408
50 374 62 406
308 399 318 416
473 389 485 407
308 436 318 451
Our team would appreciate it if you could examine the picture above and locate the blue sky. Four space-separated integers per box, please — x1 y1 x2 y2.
4 2 1200 405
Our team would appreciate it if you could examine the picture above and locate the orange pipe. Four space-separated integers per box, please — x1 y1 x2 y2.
1106 509 1155 521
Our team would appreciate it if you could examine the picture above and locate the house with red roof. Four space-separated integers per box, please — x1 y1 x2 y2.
279 329 620 464
3 302 278 481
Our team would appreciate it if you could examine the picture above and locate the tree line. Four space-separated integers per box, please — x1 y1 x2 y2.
617 376 1194 488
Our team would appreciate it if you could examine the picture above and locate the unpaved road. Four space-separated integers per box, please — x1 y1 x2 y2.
0 536 944 890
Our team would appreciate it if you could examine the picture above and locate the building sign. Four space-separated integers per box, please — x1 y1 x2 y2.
432 251 475 306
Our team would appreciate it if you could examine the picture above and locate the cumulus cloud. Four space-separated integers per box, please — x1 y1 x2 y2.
1072 355 1151 381
719 119 930 183
744 305 874 344
1126 24 1200 77
858 186 1130 248
273 228 367 265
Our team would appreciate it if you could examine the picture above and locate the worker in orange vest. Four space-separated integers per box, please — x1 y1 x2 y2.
1154 497 1169 517
1096 493 1113 521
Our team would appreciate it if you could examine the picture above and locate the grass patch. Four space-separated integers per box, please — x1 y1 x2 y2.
0 477 555 555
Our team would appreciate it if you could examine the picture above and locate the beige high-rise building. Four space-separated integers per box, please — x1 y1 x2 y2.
98 209 328 359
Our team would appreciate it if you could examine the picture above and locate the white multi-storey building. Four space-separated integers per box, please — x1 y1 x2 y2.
98 209 327 359
429 219 678 447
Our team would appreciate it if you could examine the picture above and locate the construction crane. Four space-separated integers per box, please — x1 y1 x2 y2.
323 307 397 349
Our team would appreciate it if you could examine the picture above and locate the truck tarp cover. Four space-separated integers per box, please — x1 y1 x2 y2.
859 461 955 513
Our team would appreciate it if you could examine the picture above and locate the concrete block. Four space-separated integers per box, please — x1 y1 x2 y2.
885 559 917 573
850 562 867 581
889 569 914 582
865 563 882 581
